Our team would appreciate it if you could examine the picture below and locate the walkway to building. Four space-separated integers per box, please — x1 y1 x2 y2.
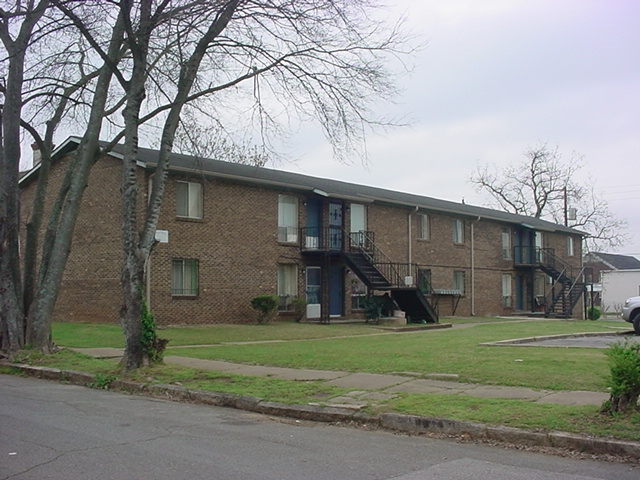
74 347 610 409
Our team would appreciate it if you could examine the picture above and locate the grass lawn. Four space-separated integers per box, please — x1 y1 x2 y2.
14 317 637 441
52 321 379 348
160 319 620 391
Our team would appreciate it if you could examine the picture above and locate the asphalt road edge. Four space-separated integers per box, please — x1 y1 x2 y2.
4 363 639 460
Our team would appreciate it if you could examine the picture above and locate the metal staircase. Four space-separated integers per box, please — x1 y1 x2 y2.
300 227 438 323
537 249 587 318
344 231 439 323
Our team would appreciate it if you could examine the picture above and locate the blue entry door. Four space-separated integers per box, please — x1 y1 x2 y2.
329 202 343 250
329 266 344 316
515 275 525 310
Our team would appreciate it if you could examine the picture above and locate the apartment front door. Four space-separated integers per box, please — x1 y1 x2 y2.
329 202 343 250
329 265 344 316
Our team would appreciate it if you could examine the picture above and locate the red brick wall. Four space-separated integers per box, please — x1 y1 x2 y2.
20 152 586 324
21 154 124 323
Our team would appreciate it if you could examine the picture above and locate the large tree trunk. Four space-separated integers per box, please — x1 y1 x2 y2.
0 4 43 351
23 11 126 352
120 253 145 371
0 219 24 352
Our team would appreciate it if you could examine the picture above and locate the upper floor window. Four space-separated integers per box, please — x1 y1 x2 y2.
453 219 464 244
502 228 511 259
278 194 298 243
176 181 203 219
418 214 430 240
171 258 199 296
350 203 367 233
567 236 575 257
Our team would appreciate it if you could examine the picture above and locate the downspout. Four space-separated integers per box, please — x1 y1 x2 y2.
471 216 481 316
408 207 419 275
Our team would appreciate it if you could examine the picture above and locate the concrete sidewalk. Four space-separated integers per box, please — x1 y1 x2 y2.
72 348 610 409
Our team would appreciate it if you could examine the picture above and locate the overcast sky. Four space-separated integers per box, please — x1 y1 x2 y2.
282 0 640 256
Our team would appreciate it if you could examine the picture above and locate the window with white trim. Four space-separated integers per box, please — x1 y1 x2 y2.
277 264 298 310
349 271 367 310
502 228 511 259
502 274 512 307
176 181 203 219
567 236 574 257
418 213 430 240
171 259 199 296
278 195 298 243
453 219 464 244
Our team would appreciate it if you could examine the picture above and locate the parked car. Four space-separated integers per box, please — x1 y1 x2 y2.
621 296 640 334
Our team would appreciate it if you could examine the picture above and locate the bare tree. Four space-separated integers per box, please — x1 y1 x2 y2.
470 144 628 251
1 0 53 352
2 0 411 367
1 0 128 353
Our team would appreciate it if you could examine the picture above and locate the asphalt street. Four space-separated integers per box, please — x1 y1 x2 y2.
1 375 637 480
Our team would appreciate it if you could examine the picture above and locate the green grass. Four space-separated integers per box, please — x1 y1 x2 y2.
21 318 638 442
386 394 640 441
162 320 620 391
52 321 379 348
127 364 349 405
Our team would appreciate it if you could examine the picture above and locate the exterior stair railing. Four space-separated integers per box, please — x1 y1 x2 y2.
514 246 587 318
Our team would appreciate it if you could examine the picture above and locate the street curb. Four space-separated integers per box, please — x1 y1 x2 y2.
481 330 635 347
4 363 639 459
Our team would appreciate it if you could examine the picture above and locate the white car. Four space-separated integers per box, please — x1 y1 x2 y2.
621 296 640 334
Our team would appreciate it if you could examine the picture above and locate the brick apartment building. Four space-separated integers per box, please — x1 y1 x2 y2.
19 136 588 325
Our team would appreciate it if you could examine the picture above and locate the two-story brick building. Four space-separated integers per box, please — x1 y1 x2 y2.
19 136 588 325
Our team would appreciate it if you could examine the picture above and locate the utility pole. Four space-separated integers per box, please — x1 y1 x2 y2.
563 186 568 226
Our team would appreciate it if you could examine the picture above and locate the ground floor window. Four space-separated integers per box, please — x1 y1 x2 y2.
277 264 298 311
171 259 199 296
349 271 367 310
502 274 512 307
453 271 465 294
418 269 432 294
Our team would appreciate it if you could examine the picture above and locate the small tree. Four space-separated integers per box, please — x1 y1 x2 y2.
140 298 169 365
251 295 279 324
601 340 640 414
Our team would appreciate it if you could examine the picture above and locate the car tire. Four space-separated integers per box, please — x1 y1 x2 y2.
633 312 640 335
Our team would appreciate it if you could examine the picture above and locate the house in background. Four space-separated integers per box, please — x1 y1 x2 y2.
584 252 640 312
19 137 588 325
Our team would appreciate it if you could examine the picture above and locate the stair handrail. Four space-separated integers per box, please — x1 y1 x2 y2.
540 248 589 317
347 230 408 288
540 247 578 281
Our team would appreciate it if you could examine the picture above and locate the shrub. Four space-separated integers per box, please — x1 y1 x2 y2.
601 339 640 414
251 295 279 324
363 296 383 324
290 296 307 323
587 306 602 321
141 299 169 364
